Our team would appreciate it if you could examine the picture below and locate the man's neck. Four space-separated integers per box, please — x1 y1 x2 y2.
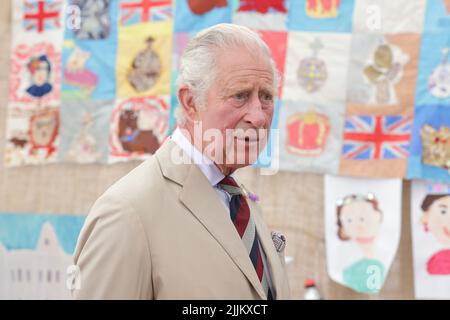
177 126 235 177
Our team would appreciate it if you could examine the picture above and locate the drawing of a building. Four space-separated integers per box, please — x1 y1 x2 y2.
0 222 73 299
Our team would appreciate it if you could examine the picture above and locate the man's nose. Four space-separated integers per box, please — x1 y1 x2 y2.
245 94 267 128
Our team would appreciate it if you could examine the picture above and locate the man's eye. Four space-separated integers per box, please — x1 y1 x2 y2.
260 93 273 102
234 92 248 100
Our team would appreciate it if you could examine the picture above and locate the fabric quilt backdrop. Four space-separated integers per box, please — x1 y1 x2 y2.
4 0 450 183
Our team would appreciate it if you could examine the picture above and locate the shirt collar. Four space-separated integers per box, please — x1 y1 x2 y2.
171 128 225 187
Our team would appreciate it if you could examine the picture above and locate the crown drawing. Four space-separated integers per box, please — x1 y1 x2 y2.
420 124 450 170
305 0 340 19
286 110 331 156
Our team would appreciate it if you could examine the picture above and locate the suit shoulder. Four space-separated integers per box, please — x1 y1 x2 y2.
90 157 164 220
109 157 161 194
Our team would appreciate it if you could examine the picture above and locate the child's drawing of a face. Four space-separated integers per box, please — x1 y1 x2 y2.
33 61 50 86
28 56 51 86
337 195 383 246
421 195 450 247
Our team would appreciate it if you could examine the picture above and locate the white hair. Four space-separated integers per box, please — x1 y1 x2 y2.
175 23 280 126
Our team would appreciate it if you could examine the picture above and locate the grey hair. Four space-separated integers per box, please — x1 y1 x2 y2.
175 23 280 126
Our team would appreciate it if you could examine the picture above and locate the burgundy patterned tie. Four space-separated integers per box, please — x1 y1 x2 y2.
218 176 273 300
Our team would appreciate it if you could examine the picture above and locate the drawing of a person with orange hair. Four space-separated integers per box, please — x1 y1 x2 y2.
26 55 53 98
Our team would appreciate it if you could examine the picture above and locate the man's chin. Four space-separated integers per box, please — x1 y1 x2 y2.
223 153 261 169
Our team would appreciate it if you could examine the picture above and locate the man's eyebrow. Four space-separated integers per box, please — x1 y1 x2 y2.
259 87 276 95
222 80 275 94
261 86 275 91
231 85 253 91
223 84 253 93
438 204 448 208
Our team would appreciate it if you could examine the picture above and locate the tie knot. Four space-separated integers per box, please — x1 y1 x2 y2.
219 176 239 188
218 176 242 196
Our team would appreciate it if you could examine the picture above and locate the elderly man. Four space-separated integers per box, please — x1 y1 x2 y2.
72 24 290 300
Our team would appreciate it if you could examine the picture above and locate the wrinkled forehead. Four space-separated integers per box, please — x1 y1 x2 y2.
214 46 275 86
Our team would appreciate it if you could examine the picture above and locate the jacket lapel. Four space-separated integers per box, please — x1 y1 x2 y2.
156 140 266 299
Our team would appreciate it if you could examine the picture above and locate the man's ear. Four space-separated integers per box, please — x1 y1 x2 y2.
178 86 198 123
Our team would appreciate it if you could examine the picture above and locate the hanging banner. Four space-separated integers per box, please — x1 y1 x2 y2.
411 180 450 299
324 175 402 294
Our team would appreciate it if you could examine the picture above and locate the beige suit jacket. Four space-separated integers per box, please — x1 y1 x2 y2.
72 139 290 299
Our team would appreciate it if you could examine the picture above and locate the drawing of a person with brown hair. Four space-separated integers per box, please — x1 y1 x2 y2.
336 193 385 293
420 191 450 275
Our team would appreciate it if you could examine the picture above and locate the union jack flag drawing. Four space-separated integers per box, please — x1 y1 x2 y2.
120 0 172 26
342 115 412 160
23 0 61 33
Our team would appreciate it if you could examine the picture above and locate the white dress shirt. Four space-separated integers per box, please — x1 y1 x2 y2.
171 128 232 210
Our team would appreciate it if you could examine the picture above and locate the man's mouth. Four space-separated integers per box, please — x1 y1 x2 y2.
234 135 259 142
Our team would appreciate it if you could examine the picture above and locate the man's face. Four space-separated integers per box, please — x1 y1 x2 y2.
196 46 276 171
